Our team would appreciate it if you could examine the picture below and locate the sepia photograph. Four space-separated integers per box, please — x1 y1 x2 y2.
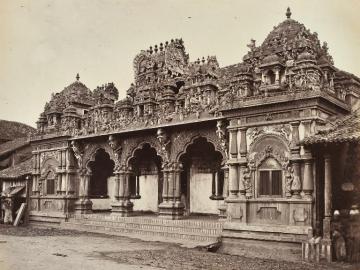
0 0 359 269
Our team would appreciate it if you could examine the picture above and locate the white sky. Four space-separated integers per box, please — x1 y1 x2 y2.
1 0 359 127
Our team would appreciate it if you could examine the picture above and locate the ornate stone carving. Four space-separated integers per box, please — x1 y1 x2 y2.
248 125 291 148
34 9 357 140
157 128 171 164
216 120 228 158
291 173 302 193
71 140 84 168
285 166 294 197
172 127 226 163
108 135 122 172
242 167 252 197
249 144 289 169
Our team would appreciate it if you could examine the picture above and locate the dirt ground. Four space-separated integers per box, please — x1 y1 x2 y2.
0 225 358 270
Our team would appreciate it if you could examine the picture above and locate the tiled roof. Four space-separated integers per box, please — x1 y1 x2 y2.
303 109 360 144
0 137 30 157
0 158 32 179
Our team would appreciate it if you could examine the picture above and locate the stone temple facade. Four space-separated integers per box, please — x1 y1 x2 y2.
29 8 360 261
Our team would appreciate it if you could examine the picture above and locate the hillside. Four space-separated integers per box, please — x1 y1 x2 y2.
0 119 36 144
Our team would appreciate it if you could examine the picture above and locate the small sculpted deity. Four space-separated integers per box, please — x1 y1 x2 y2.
71 141 83 168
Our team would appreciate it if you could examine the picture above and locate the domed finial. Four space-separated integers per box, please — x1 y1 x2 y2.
286 7 292 19
76 73 80 81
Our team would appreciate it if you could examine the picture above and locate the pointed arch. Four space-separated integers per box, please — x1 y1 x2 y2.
83 142 116 170
174 133 225 164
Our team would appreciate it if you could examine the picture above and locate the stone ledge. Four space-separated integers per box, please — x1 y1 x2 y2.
223 222 311 235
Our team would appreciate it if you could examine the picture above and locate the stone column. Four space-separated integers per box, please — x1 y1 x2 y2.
65 148 75 196
276 71 280 83
228 128 239 199
228 163 238 198
229 129 238 158
74 169 92 214
323 154 332 236
159 162 184 219
302 120 314 199
322 154 333 262
135 176 140 198
290 121 301 198
174 163 182 206
123 170 134 214
302 153 314 198
112 168 133 216
214 172 219 197
167 168 175 202
113 173 120 201
162 167 169 202
238 127 248 198
218 166 229 218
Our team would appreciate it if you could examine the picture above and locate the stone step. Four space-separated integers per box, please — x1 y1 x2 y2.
72 213 223 230
62 220 220 242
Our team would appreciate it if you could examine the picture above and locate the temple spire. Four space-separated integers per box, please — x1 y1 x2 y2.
286 7 292 19
76 73 80 81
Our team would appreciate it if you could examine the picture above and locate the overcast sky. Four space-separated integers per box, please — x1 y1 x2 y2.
1 0 359 127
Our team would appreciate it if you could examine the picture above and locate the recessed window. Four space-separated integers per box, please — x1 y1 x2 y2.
258 157 282 196
46 179 55 195
259 170 282 196
45 171 56 195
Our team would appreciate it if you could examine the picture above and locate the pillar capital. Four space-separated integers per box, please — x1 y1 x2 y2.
290 121 301 127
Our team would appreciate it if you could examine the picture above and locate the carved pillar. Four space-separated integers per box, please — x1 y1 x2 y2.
302 150 314 199
238 127 248 198
162 166 169 202
214 172 219 197
228 127 239 199
323 154 332 237
290 121 301 198
228 163 238 199
111 168 134 216
64 148 75 196
302 120 314 199
32 153 40 195
113 172 120 201
229 128 238 159
124 170 134 213
159 162 184 219
167 168 175 201
322 153 333 262
174 163 182 206
276 70 280 83
74 169 92 214
218 165 229 218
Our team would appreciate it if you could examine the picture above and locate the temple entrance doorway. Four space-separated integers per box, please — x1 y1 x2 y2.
129 143 162 213
88 148 115 211
179 137 224 216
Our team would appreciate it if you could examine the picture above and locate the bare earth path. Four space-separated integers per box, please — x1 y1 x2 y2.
0 225 358 270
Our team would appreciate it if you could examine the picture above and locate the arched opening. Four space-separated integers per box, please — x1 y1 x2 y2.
179 137 224 216
45 170 56 195
128 143 162 213
88 148 115 211
258 157 282 196
266 70 276 85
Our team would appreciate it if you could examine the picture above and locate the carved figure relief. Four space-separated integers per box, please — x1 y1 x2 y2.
71 140 84 168
108 135 122 172
156 128 171 163
216 120 228 158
